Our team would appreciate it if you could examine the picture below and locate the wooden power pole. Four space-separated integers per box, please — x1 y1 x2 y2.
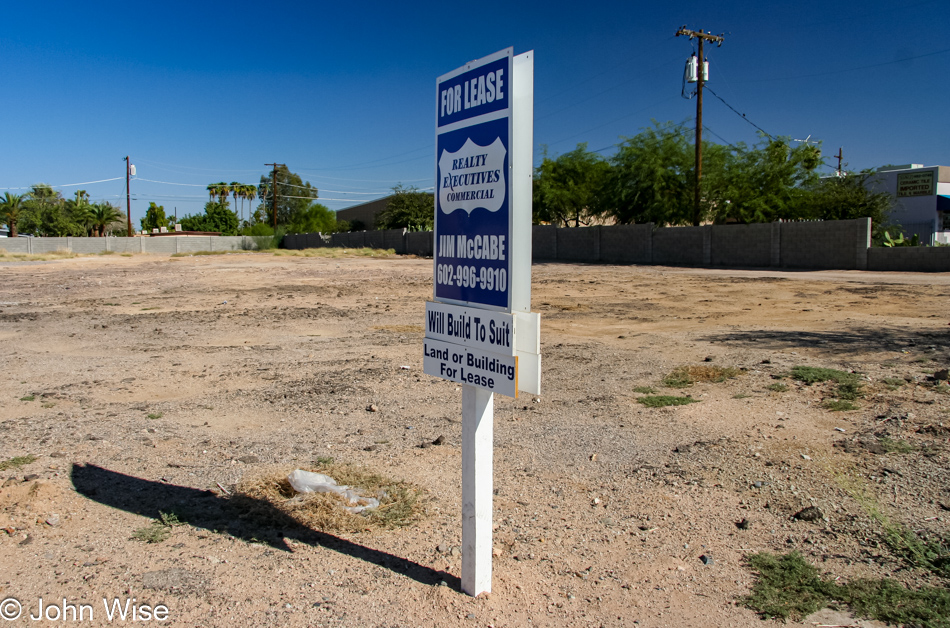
125 156 132 236
676 26 724 225
264 163 285 229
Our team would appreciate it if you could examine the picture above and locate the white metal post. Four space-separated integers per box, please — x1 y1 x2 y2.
461 383 493 596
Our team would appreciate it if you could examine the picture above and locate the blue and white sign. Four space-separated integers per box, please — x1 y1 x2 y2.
426 48 538 600
434 48 514 311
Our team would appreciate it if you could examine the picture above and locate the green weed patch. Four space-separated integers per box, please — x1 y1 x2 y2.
636 395 700 408
663 365 741 388
0 455 36 471
744 551 950 627
790 366 857 385
131 511 183 544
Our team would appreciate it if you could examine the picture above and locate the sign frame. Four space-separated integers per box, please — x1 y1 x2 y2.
426 48 536 599
433 48 533 315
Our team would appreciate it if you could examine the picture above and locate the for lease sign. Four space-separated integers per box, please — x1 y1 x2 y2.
434 48 513 311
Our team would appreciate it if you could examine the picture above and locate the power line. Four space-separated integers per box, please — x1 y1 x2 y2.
132 177 207 187
743 46 950 83
133 158 263 174
703 125 737 148
0 176 124 191
292 173 431 184
536 34 678 107
540 94 680 152
537 58 680 122
296 145 432 172
704 86 773 139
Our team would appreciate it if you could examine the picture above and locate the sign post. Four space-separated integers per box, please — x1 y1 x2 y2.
426 48 537 597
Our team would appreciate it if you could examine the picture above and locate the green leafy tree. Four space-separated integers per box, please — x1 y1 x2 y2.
257 167 318 227
709 136 822 224
375 185 434 230
608 121 696 226
65 191 95 236
288 202 337 234
90 203 124 237
533 143 612 226
140 202 173 233
796 169 895 243
179 200 239 235
1 192 25 237
18 184 74 236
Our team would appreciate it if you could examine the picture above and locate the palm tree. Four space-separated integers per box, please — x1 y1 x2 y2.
239 184 257 226
1 192 24 237
28 183 60 203
229 182 241 220
65 190 95 236
91 203 123 237
219 182 232 208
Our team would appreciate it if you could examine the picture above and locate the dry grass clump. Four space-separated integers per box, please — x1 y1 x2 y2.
0 248 79 262
663 365 742 388
234 461 425 533
273 247 395 258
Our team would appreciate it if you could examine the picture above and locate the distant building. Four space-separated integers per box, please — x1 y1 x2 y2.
865 165 950 244
335 195 394 231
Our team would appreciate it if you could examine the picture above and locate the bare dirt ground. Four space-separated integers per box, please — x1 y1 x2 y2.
0 252 948 627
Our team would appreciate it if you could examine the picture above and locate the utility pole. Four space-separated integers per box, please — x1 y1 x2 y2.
834 147 844 176
676 26 724 225
265 163 285 229
124 156 132 236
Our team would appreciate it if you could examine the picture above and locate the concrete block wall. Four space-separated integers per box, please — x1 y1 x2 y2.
330 232 366 248
145 238 178 255
710 223 772 267
364 230 387 250
7 219 948 271
382 229 407 253
532 225 557 260
105 238 139 254
177 237 214 253
556 226 600 262
779 218 869 270
599 224 653 264
0 236 252 255
31 237 71 254
0 239 30 253
652 226 705 266
282 234 302 249
69 238 107 254
867 246 950 272
406 232 433 256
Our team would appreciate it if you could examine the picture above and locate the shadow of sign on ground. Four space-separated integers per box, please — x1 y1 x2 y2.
702 326 950 356
70 464 458 589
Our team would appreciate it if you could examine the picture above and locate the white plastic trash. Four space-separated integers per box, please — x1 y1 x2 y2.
286 470 379 513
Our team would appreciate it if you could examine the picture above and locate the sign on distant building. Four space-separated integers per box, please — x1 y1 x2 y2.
897 171 936 197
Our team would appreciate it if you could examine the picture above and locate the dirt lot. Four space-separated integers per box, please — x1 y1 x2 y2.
0 251 948 627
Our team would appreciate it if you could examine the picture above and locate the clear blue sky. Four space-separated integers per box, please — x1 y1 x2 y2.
2 0 947 226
